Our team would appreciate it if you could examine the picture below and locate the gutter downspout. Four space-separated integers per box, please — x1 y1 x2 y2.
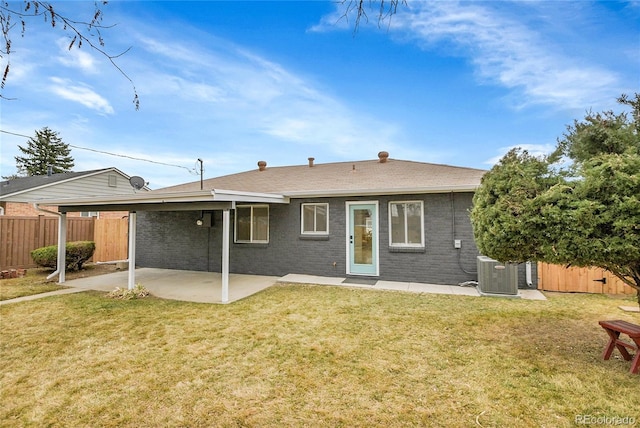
33 203 66 283
526 261 533 288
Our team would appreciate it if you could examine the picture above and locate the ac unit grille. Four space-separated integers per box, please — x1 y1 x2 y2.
477 256 518 296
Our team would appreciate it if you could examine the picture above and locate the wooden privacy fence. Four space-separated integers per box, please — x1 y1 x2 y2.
538 262 635 295
0 216 128 270
93 218 129 262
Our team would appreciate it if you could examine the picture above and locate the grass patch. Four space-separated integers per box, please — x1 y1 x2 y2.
1 285 639 427
0 264 117 301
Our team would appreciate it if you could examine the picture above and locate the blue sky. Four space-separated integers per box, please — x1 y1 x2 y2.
1 1 638 189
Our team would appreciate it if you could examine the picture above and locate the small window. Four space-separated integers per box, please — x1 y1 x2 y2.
108 175 118 187
235 205 269 243
81 211 99 217
301 203 329 235
389 201 424 247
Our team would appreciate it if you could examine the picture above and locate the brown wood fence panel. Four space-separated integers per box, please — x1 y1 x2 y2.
68 217 95 243
93 218 129 262
538 262 635 295
0 216 127 270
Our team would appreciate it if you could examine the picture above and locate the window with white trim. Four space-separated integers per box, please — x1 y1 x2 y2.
235 205 269 243
389 201 424 247
301 203 329 234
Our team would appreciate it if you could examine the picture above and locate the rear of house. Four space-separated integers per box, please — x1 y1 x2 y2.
135 153 496 285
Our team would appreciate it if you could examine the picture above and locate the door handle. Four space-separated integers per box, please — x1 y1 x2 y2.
350 235 353 244
593 278 607 284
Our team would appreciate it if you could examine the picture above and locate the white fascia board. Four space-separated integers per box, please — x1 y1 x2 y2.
31 190 217 206
284 184 480 198
29 189 288 207
212 189 289 204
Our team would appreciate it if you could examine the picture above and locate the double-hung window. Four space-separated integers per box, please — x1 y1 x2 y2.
389 201 424 247
235 205 269 243
301 203 329 235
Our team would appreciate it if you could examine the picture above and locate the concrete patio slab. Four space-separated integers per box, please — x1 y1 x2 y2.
64 268 278 304
3 270 547 306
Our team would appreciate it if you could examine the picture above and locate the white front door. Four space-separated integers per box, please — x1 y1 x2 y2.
346 202 379 276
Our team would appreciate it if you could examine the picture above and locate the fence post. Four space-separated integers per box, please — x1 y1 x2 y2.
37 215 46 249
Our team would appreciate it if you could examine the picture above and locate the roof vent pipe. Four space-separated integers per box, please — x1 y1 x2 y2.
308 157 315 167
257 160 267 171
378 151 389 163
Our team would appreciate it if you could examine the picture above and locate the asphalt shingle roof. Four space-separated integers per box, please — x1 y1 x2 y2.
157 157 487 196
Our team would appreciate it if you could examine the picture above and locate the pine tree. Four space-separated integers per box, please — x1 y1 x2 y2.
15 127 75 176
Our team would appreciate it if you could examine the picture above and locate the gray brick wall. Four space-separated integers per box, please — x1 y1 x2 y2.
135 193 538 287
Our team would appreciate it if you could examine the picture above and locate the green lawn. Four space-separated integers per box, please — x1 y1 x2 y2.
1 284 638 427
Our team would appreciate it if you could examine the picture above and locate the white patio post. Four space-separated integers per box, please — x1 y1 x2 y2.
57 212 66 283
127 211 137 290
221 208 230 303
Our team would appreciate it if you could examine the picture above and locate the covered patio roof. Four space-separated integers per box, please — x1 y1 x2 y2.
48 188 289 213
33 188 289 304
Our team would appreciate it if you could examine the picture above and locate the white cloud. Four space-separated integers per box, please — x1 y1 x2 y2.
484 143 556 166
48 77 114 114
394 2 620 110
56 38 98 73
315 1 622 111
129 32 399 157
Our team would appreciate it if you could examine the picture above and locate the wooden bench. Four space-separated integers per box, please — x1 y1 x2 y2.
598 320 640 374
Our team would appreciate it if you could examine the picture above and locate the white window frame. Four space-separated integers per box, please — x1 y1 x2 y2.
234 204 269 243
301 203 329 235
388 201 424 247
80 211 99 218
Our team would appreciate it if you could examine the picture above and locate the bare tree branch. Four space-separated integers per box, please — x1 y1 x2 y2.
339 0 406 33
0 1 139 109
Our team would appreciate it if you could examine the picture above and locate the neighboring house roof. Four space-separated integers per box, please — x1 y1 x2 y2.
0 167 149 202
158 155 487 197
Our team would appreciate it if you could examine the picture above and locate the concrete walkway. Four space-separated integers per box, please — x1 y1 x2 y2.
279 274 547 300
1 268 547 305
0 287 87 306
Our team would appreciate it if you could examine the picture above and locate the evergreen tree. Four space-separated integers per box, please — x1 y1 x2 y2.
471 94 640 303
15 127 74 176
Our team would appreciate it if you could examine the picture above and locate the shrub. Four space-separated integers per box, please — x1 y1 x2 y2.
30 241 96 271
106 284 150 300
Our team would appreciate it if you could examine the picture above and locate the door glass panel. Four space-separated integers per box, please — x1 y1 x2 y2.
353 208 373 265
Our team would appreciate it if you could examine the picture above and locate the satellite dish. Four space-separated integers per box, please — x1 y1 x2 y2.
129 176 146 190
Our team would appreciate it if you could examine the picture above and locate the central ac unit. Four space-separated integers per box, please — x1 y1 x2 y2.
477 256 519 297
